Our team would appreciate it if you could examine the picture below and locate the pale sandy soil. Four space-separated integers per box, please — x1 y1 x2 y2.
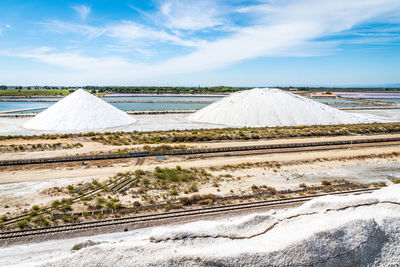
1 134 400 217
1 144 400 184
0 155 398 216
2 133 400 161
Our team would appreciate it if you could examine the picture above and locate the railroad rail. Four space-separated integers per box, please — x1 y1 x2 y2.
2 175 136 226
2 137 400 166
0 187 380 241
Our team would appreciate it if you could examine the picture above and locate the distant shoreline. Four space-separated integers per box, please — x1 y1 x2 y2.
0 93 227 99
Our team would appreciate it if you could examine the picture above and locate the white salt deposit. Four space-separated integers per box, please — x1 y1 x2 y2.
37 185 400 266
188 88 373 127
23 89 136 131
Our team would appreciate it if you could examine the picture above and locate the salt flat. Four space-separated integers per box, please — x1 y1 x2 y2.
0 108 398 136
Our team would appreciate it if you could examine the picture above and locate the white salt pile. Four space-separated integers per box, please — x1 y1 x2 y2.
41 185 400 266
23 89 136 131
187 88 373 127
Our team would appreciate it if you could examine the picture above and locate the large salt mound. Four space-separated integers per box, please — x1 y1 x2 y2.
41 186 400 266
187 88 372 127
23 89 136 131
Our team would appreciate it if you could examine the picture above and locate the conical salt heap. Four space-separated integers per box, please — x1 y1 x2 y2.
23 89 136 131
187 88 371 127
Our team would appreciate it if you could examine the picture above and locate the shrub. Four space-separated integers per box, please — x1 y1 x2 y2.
33 215 50 227
61 215 72 222
32 205 40 211
51 200 61 208
322 180 332 186
17 220 28 229
133 201 142 207
390 177 400 184
169 189 179 196
96 197 106 205
135 169 145 177
29 210 39 217
198 199 213 205
59 204 72 212
188 183 198 192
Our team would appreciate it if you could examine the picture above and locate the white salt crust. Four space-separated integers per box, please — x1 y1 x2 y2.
23 89 136 131
188 88 372 127
41 185 400 266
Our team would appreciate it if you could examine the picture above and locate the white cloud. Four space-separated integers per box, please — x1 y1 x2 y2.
39 20 105 40
160 0 223 30
0 24 12 36
4 0 400 85
5 47 141 76
133 0 398 77
72 4 91 22
106 21 204 47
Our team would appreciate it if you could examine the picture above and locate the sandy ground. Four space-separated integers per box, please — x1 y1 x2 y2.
2 143 400 184
1 142 400 182
2 133 400 161
1 144 399 215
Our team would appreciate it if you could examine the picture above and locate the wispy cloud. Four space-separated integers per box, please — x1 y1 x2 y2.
0 24 12 36
39 19 204 47
71 4 91 22
106 21 205 47
39 20 105 40
5 47 139 73
143 0 400 75
4 0 400 85
159 0 224 30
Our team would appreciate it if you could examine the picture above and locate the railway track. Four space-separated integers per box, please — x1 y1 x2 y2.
2 136 400 166
2 175 134 226
0 187 380 241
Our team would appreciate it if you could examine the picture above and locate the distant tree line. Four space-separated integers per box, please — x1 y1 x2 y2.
0 85 399 95
83 86 248 94
276 86 400 92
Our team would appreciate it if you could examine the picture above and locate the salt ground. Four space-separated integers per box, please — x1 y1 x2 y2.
1 186 399 266
0 114 226 135
188 88 373 127
0 108 397 135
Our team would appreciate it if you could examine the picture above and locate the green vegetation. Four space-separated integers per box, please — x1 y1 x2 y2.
3 123 400 145
0 86 245 96
390 177 400 184
0 142 82 152
16 220 28 229
1 86 399 97
0 89 71 96
81 123 400 146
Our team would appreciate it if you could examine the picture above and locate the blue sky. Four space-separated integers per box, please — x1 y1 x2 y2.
0 0 399 86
